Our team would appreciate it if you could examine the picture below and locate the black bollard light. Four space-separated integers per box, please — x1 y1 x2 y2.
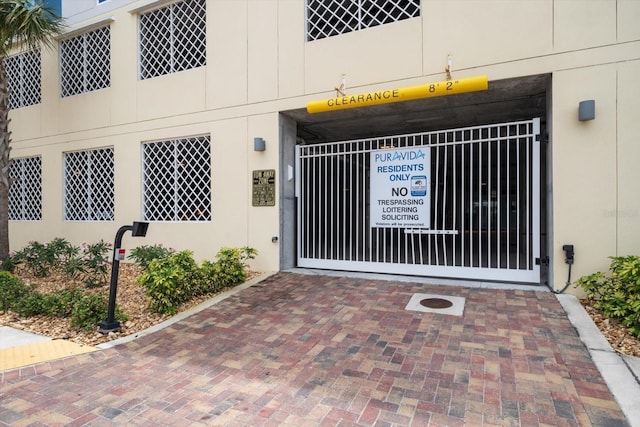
99 221 149 334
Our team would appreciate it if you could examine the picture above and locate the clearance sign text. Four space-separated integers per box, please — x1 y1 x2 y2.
307 75 488 114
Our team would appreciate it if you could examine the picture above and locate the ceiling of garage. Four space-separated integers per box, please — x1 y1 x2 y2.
282 74 550 144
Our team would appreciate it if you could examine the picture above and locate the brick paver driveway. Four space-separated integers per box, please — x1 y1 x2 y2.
0 272 628 426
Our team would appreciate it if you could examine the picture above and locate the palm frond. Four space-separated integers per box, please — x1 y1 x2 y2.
0 0 65 57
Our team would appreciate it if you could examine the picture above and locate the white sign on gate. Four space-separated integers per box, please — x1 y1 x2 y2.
370 146 431 228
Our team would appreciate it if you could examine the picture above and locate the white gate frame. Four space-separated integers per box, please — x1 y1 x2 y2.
296 119 541 283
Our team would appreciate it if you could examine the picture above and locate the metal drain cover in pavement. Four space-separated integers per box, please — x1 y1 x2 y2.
420 298 453 309
405 293 465 316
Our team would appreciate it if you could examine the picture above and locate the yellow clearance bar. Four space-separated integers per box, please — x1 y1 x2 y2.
306 75 488 114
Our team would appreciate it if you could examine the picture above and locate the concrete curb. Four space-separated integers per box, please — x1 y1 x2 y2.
557 294 640 427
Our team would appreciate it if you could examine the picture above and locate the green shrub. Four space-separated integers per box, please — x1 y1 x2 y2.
0 271 31 310
12 240 56 277
201 246 257 293
12 238 77 277
43 288 85 317
128 244 175 269
47 237 79 265
196 260 224 295
137 250 198 315
70 293 127 331
78 240 111 288
575 255 640 339
12 287 85 318
13 293 47 317
1 256 16 272
138 247 257 315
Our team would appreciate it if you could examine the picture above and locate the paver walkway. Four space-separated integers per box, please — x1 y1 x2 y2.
0 272 629 426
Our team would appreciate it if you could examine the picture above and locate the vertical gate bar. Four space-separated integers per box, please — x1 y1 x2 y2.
452 136 457 266
328 146 332 259
442 136 448 266
296 148 303 260
376 140 387 262
329 145 334 260
298 148 303 259
525 125 533 270
395 138 401 263
320 147 325 259
433 138 441 265
410 136 415 264
419 137 425 265
312 148 317 259
497 129 502 268
307 148 312 259
356 147 360 261
460 132 465 267
405 136 412 262
307 149 313 259
345 146 355 261
478 129 483 267
327 144 338 259
488 129 493 268
469 131 474 267
305 150 310 259
319 147 324 259
516 125 521 269
313 148 318 259
532 118 541 277
506 127 511 269
368 145 373 263
335 144 340 259
354 148 358 260
347 148 352 260
328 146 333 259
338 148 341 260
371 145 376 263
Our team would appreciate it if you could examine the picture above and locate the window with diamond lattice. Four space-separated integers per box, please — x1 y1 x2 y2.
307 0 420 41
9 156 42 221
139 0 206 80
142 136 211 222
64 148 114 221
60 25 110 97
4 50 41 109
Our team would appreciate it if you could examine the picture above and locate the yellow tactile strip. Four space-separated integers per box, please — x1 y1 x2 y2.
0 340 97 371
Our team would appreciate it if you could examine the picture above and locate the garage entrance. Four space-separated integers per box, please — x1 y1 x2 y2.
280 74 550 284
296 119 541 282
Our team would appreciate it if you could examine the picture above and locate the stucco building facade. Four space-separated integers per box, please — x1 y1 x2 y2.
6 0 640 292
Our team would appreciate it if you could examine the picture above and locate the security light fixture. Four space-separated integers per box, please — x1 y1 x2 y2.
578 100 595 121
254 137 266 151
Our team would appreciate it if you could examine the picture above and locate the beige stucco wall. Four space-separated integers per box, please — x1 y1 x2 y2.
616 60 640 256
7 0 640 283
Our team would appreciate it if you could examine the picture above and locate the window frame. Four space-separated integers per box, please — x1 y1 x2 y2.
8 156 42 221
141 135 212 222
137 0 207 80
63 147 115 222
4 49 42 110
59 24 111 98
306 0 421 41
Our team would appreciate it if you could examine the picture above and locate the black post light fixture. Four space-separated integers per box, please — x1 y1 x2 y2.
99 221 149 334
